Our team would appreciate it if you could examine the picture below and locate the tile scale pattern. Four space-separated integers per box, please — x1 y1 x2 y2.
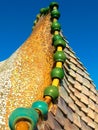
43 42 98 130
0 12 98 130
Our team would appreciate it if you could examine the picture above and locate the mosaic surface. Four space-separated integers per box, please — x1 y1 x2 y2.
0 14 54 129
0 13 98 130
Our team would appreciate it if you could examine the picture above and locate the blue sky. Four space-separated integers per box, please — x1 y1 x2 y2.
0 0 98 89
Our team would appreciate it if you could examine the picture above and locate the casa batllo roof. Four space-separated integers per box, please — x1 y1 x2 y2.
0 2 98 130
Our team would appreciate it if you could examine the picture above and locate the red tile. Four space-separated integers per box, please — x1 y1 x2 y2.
89 98 95 111
75 98 82 109
70 91 77 102
70 57 77 65
74 81 82 92
81 113 88 124
89 91 96 102
95 104 98 113
69 83 75 93
64 118 73 130
80 93 89 105
55 108 65 126
69 69 76 78
87 117 95 129
76 61 84 70
80 119 93 130
94 122 98 130
76 67 84 76
64 118 79 130
90 83 97 95
96 96 98 104
82 77 90 88
74 88 81 99
81 103 88 114
87 108 95 120
72 123 80 130
82 85 89 97
68 76 75 85
95 113 98 123
73 113 81 128
75 104 82 117
76 73 83 84
68 102 76 112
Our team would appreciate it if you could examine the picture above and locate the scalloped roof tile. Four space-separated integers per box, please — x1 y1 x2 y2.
0 5 98 130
